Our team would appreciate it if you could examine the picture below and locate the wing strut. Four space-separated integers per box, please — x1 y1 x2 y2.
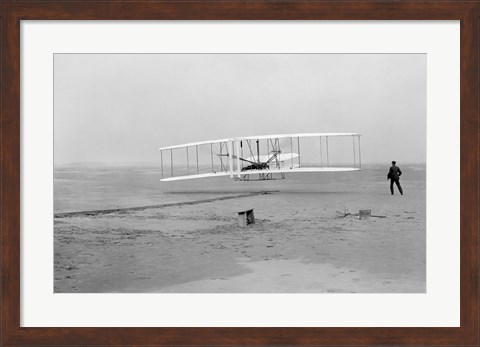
219 143 226 172
352 135 356 166
228 140 233 178
290 137 293 166
319 136 323 167
326 136 329 166
256 140 260 163
358 136 362 168
240 141 244 170
196 145 199 174
246 140 255 162
210 143 214 172
160 150 164 179
235 140 241 177
297 137 301 167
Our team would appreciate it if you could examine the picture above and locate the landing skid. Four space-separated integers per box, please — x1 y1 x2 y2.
235 172 286 181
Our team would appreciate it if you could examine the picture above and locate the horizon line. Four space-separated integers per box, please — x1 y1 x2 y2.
54 161 427 167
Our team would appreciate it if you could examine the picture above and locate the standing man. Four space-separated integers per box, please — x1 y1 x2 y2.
387 161 403 195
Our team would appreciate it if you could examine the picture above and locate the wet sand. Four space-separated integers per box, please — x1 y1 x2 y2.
54 166 425 293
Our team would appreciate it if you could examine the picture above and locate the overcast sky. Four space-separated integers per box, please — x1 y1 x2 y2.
54 54 426 166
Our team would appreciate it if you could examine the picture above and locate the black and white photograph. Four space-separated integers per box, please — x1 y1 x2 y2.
54 53 426 293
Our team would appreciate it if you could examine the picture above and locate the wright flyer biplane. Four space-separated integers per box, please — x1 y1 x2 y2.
159 133 362 182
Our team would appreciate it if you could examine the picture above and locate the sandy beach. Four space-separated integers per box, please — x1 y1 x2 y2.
54 164 426 293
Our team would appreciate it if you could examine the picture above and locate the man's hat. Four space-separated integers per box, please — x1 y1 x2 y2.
392 161 396 164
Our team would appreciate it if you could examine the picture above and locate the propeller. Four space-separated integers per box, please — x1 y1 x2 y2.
266 151 281 164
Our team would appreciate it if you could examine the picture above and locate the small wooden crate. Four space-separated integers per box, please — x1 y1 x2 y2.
238 209 255 227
